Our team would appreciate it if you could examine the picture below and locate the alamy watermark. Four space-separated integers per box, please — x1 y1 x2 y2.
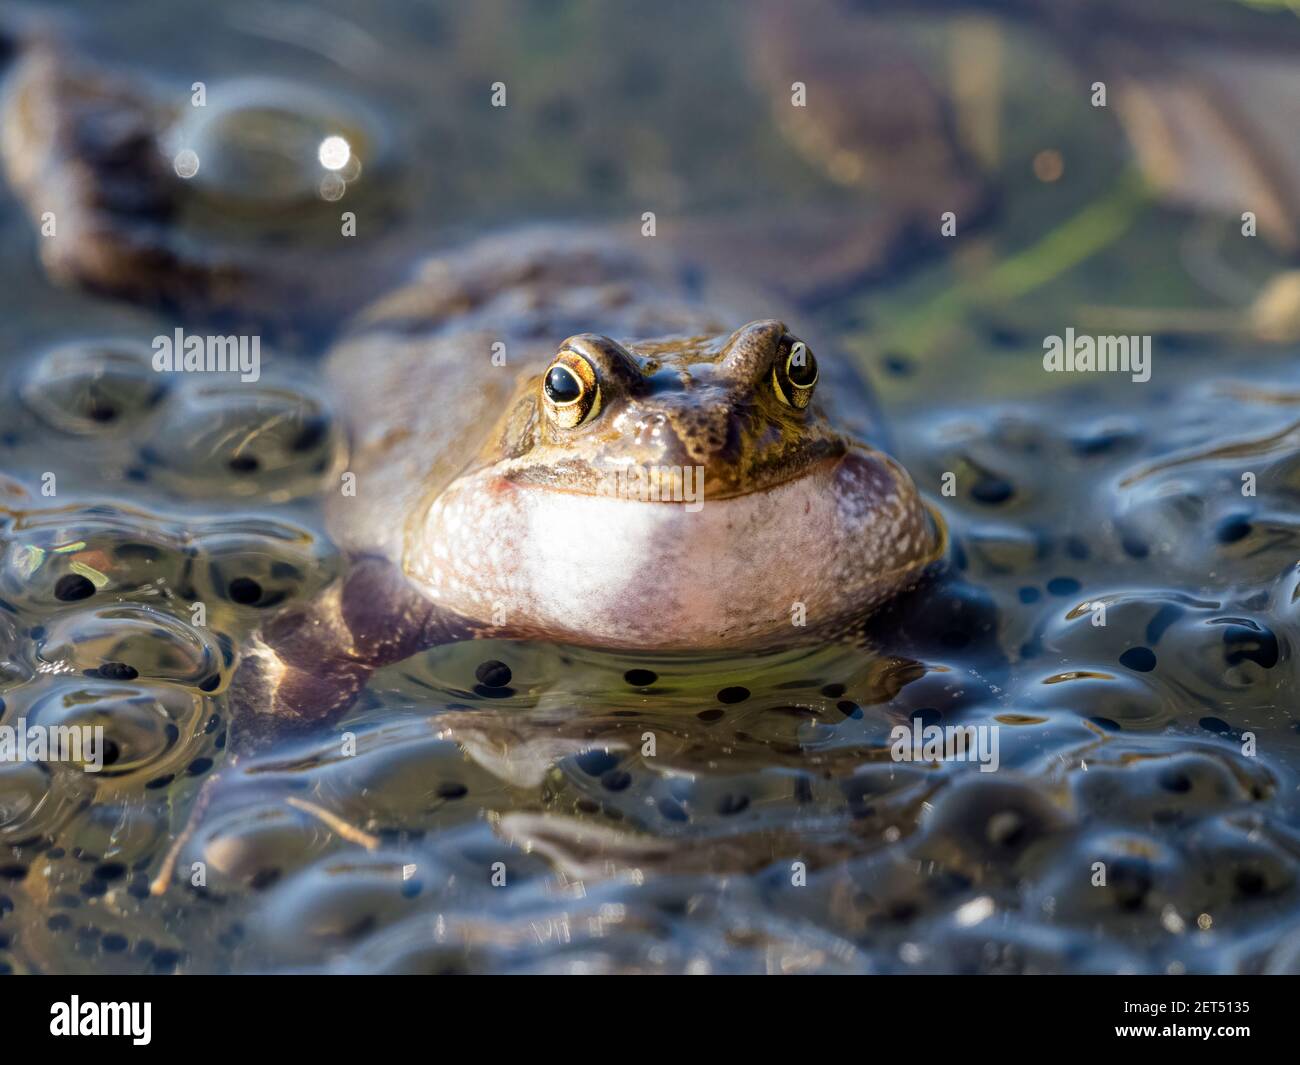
0 719 106 772
152 327 261 382
50 997 151 1045
598 464 705 512
890 720 1000 773
1043 328 1150 383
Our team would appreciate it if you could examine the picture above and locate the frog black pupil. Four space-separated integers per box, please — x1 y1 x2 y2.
546 365 582 404
788 350 816 387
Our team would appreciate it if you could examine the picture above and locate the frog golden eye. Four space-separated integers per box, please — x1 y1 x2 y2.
542 351 601 428
773 341 818 409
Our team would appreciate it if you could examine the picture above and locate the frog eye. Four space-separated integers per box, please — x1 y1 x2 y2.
542 351 601 428
772 340 818 409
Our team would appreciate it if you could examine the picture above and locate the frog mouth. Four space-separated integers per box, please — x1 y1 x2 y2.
497 438 848 502
407 444 940 651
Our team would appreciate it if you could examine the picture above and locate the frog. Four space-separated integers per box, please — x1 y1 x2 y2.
212 227 940 752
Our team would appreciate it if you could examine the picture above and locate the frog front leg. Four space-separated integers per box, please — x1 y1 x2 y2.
149 556 482 895
227 555 483 755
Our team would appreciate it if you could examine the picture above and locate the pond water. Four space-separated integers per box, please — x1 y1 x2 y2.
1 0 1299 973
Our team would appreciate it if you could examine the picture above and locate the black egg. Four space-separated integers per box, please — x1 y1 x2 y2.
545 365 582 404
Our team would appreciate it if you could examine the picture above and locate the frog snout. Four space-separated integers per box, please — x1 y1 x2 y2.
657 407 740 470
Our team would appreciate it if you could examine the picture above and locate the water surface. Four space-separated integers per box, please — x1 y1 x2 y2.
1 0 1298 974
